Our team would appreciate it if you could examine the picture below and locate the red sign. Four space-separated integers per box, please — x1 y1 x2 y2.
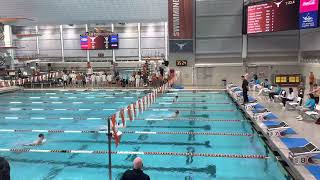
168 0 193 39
300 0 319 13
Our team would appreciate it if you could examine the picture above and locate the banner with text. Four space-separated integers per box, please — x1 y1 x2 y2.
168 0 193 53
299 0 319 29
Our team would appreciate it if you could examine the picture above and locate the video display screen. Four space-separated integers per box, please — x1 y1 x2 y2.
80 33 119 50
108 34 119 49
247 0 299 34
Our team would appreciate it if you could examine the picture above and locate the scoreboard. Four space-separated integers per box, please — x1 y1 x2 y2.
247 0 299 34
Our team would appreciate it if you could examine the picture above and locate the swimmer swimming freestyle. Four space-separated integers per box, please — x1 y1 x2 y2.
23 133 46 146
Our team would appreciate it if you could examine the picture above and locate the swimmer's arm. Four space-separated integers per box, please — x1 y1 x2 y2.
23 139 45 146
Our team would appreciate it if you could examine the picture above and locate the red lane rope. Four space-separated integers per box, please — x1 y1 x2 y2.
123 131 253 137
134 118 242 122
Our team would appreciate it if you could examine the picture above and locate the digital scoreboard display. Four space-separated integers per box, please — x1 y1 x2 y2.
108 34 119 49
80 33 119 50
247 0 299 34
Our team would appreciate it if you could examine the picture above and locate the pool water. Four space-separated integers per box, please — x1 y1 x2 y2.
0 90 291 180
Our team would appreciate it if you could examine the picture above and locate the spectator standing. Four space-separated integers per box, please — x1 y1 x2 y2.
62 73 68 87
241 75 249 104
309 72 316 91
135 72 141 88
107 73 113 87
102 73 107 87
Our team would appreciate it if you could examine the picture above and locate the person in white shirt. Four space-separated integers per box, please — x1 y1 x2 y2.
135 73 141 88
86 75 91 87
102 73 107 87
107 73 113 87
87 67 93 75
89 74 94 87
129 74 135 87
96 74 102 87
62 73 68 87
282 88 295 107
73 72 77 87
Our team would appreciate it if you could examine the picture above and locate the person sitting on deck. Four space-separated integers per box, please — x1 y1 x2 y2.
252 74 261 91
282 87 295 107
121 157 150 180
311 84 320 105
268 85 282 101
258 79 271 96
296 94 316 121
24 133 46 146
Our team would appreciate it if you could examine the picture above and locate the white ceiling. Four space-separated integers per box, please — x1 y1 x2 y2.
0 0 168 25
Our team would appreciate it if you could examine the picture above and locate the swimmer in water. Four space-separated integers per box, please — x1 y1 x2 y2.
24 133 46 146
173 110 180 118
173 96 178 103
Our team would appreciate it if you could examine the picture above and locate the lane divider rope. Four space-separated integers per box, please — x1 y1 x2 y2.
135 118 244 122
160 102 232 105
0 148 268 159
0 129 253 137
151 109 236 112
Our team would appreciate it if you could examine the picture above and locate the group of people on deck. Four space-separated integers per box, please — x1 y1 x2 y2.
241 72 320 122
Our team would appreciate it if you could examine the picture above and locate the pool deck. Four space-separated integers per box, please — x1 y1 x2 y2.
227 89 317 180
0 86 22 94
250 91 320 148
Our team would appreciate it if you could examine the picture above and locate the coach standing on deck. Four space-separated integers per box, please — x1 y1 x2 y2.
241 75 249 105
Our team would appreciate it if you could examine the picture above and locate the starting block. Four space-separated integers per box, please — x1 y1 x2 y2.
267 127 290 137
289 151 320 165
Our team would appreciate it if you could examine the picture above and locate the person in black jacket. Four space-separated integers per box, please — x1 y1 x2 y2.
0 157 10 180
241 75 249 104
121 157 150 180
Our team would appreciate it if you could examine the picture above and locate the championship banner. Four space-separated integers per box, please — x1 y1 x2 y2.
168 0 194 53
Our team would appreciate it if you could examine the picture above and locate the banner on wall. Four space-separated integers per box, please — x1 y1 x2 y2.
169 40 193 52
299 0 319 29
168 0 193 52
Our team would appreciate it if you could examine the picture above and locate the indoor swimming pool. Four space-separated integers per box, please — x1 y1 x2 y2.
0 90 292 179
